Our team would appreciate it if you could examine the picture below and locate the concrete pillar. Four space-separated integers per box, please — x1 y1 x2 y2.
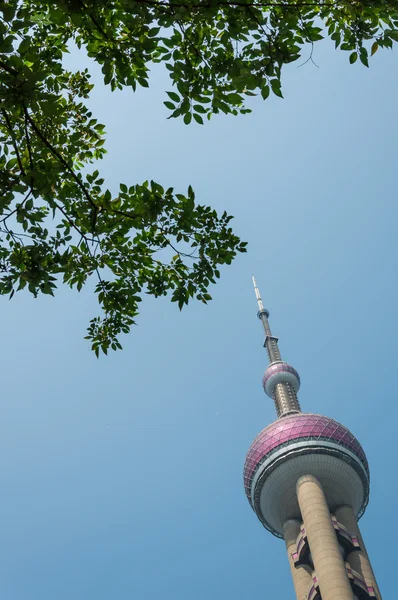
335 505 382 599
297 475 354 600
283 519 313 600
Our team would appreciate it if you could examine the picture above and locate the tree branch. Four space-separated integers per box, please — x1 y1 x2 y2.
23 106 98 210
21 108 142 225
0 60 18 76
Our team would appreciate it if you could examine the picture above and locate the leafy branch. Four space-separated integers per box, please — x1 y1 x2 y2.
0 0 396 354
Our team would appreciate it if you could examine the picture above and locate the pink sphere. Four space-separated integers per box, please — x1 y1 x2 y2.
244 413 368 503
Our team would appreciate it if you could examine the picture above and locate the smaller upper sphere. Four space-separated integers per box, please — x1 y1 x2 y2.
244 413 369 537
262 362 300 398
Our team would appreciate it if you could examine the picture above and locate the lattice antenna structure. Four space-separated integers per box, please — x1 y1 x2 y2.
252 276 301 417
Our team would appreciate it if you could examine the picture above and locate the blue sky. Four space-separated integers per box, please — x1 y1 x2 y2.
0 34 396 599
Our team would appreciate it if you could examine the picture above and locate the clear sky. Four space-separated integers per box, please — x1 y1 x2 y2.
0 35 396 599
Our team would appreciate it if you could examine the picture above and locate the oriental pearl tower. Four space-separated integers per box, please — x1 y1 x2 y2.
243 278 381 600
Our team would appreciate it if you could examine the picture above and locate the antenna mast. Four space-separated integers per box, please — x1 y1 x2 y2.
251 276 301 417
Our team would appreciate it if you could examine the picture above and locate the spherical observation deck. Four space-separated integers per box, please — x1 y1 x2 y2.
243 413 369 538
262 362 300 398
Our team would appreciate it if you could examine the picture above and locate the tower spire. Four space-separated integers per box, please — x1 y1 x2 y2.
252 275 281 362
251 274 266 314
252 276 301 417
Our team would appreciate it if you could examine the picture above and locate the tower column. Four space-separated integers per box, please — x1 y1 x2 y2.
335 505 382 599
297 475 354 600
283 519 312 600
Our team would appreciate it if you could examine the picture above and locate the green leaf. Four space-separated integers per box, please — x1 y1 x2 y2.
388 30 398 42
193 113 203 124
18 38 31 54
226 93 243 105
1 3 16 20
0 35 14 53
371 42 378 56
148 27 161 37
261 85 270 100
183 112 192 125
270 79 283 98
359 47 369 67
349 51 358 64
166 91 180 103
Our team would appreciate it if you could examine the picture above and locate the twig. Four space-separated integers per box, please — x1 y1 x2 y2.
157 222 199 259
295 6 320 67
0 60 18 76
23 105 34 171
2 221 25 246
0 189 33 223
55 200 96 243
79 0 112 41
0 109 25 176
54 200 108 303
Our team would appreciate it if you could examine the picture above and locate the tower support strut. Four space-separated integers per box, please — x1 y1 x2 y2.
297 475 354 600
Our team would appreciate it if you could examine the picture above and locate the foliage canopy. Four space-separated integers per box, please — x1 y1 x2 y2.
0 0 397 354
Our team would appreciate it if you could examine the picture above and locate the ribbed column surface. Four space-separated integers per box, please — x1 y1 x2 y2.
266 337 281 363
283 519 312 600
274 382 301 416
297 475 354 600
335 505 382 599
